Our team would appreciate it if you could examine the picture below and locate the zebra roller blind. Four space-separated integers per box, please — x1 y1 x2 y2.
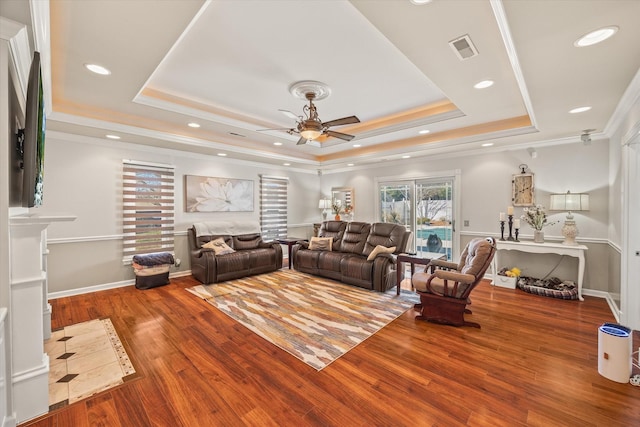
122 160 175 259
259 175 289 240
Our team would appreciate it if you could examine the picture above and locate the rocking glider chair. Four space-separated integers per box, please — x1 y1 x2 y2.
411 237 496 328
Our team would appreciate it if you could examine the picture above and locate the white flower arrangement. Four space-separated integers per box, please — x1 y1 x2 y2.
521 204 556 231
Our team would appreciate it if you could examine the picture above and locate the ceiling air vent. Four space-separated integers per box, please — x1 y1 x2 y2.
449 34 478 60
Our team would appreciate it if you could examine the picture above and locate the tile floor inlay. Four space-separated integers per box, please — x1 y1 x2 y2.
44 318 136 410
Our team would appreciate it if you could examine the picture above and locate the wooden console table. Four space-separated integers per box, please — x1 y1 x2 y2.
491 240 588 301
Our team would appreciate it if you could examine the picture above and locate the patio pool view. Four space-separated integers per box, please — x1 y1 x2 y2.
416 226 452 258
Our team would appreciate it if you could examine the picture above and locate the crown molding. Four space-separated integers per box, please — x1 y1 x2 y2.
45 129 319 175
605 67 640 137
1 17 31 104
490 0 538 129
30 0 52 115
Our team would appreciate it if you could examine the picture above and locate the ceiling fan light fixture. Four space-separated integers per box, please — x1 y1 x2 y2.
299 120 324 140
300 129 322 140
574 26 618 47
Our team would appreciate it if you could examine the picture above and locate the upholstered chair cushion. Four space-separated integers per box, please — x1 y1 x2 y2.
232 233 262 250
309 237 333 251
203 237 235 255
366 245 396 261
458 238 494 278
363 223 406 257
318 221 347 251
339 222 371 254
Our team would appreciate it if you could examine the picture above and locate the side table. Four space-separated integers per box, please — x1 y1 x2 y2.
396 252 447 295
277 237 307 269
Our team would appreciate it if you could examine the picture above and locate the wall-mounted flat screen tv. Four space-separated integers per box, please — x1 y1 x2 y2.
22 51 46 207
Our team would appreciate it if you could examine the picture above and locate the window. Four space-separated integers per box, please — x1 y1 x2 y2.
259 175 288 240
378 174 458 260
122 160 175 260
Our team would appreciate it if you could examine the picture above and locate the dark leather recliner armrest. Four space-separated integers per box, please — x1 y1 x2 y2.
295 241 310 250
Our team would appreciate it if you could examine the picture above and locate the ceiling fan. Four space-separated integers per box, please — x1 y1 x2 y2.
262 92 360 145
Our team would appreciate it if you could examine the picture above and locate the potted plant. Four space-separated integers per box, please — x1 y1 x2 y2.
521 204 557 243
332 199 342 220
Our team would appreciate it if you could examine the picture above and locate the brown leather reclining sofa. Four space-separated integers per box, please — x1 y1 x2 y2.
292 221 411 292
188 222 283 285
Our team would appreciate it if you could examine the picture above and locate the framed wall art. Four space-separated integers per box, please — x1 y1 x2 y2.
185 175 254 212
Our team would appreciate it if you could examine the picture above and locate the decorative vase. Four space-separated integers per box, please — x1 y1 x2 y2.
334 214 341 221
534 230 544 243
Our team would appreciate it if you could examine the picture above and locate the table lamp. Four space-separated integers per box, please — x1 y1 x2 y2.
318 199 331 220
549 191 589 245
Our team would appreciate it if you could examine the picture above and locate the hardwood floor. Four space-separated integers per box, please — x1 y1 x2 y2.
22 274 639 426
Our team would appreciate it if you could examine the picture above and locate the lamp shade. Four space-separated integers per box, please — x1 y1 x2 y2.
550 192 589 212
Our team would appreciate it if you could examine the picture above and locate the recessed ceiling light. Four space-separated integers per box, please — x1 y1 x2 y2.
419 129 430 135
402 155 411 159
410 0 433 4
273 142 283 146
347 163 354 166
217 153 227 157
188 122 200 128
105 134 120 140
569 106 592 114
574 26 618 47
474 80 494 89
84 63 111 75
353 144 361 148
283 163 291 166
481 142 493 147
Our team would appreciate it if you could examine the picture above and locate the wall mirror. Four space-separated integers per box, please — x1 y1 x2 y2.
331 187 354 214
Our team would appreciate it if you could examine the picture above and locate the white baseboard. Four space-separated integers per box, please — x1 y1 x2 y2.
48 269 193 300
581 289 621 322
2 414 17 427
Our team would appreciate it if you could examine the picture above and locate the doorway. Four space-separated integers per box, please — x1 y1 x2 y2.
378 174 458 261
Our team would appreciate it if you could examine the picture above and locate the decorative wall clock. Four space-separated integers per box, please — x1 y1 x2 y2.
512 164 534 206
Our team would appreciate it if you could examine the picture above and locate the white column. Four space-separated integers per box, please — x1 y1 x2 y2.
9 214 75 424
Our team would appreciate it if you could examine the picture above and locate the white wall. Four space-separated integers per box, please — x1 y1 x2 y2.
321 142 610 239
611 84 640 328
35 128 614 295
320 142 611 291
37 131 320 293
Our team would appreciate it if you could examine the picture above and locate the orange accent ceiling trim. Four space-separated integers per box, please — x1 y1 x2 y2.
316 100 458 142
315 115 533 162
139 88 280 130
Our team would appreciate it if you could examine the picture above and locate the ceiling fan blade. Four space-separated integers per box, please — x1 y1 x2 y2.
278 109 300 120
296 136 308 145
256 127 294 132
325 130 355 141
323 115 360 128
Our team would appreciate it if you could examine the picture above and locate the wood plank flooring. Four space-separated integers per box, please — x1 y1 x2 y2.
22 273 640 426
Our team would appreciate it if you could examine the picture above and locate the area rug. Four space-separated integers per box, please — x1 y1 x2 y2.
187 270 413 370
45 318 137 410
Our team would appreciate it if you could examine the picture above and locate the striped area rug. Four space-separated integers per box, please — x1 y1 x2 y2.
187 270 413 370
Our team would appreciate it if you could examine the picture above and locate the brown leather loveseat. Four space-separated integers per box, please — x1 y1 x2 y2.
188 222 282 284
292 221 411 292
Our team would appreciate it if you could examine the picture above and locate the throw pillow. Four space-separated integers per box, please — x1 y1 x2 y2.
203 237 236 255
366 245 396 261
308 236 333 251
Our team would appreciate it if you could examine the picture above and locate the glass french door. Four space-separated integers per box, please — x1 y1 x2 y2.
379 177 455 260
